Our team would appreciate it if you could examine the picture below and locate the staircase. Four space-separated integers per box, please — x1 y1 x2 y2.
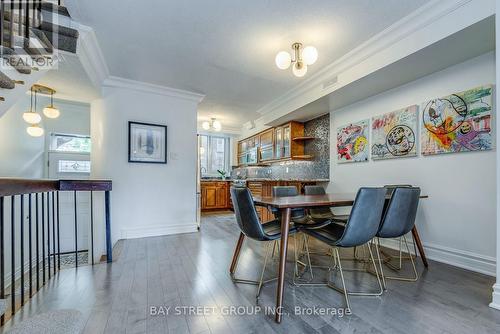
0 0 79 113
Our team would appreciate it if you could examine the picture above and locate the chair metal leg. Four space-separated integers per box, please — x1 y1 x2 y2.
383 235 418 282
231 241 277 290
328 243 383 297
374 238 387 290
329 248 351 311
256 242 274 298
293 234 315 285
294 241 383 312
380 235 417 270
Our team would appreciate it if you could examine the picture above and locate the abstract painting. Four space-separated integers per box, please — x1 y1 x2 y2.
128 121 167 163
337 120 369 163
421 85 493 155
371 105 418 160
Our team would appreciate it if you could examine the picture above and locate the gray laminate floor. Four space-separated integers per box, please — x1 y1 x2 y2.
2 212 499 333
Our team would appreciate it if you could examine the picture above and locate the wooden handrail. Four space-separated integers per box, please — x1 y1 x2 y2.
0 179 112 196
0 177 113 321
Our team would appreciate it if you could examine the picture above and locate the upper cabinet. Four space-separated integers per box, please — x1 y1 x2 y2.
259 128 274 162
237 121 313 166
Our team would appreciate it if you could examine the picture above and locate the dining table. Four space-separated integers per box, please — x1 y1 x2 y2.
229 192 429 323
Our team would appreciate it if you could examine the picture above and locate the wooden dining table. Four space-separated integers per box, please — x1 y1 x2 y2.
229 192 428 323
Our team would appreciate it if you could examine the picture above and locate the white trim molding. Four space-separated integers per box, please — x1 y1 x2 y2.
103 76 205 103
490 284 500 310
76 23 110 89
120 223 199 240
380 238 496 277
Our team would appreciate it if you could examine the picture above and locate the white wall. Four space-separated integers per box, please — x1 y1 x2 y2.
91 85 200 246
0 95 91 178
490 0 500 310
0 97 45 178
328 52 496 275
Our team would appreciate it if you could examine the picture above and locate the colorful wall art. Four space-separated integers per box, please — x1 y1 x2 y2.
371 105 418 160
337 120 369 163
421 85 493 155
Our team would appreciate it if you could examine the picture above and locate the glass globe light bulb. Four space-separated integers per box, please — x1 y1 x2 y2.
292 62 308 77
275 51 292 70
212 120 222 131
43 105 60 119
27 125 44 137
202 121 210 130
302 46 318 65
22 112 41 124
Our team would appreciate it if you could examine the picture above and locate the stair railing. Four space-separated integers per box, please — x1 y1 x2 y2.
0 178 113 324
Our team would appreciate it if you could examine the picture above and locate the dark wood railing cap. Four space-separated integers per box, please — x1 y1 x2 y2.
0 178 112 196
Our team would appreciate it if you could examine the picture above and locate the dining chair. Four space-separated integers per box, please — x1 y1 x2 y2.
271 186 321 283
379 185 418 267
374 187 421 289
299 187 387 311
304 185 349 225
230 187 299 298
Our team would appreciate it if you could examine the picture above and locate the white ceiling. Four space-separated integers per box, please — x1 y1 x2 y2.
38 53 100 103
68 0 430 130
270 16 495 125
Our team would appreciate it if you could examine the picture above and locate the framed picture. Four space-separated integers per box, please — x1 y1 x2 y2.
128 121 167 164
336 120 369 163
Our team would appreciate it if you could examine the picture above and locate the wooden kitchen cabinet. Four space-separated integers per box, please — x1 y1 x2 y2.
259 128 274 162
237 121 312 166
201 181 231 211
247 181 275 223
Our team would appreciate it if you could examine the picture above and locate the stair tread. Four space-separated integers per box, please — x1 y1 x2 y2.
0 46 32 74
3 32 53 57
0 71 15 89
40 21 79 38
41 2 71 17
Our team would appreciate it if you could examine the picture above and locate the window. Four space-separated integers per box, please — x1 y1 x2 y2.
58 160 91 174
50 134 91 153
199 135 230 176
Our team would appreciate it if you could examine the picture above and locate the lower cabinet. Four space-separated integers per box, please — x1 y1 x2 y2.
201 181 231 211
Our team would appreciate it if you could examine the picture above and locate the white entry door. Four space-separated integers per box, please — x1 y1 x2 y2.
48 152 91 253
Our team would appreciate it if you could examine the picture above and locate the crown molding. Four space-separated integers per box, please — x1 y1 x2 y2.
252 0 481 124
75 23 110 89
72 21 205 104
103 76 205 103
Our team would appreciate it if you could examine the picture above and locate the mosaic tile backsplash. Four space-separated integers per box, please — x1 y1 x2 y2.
231 114 330 180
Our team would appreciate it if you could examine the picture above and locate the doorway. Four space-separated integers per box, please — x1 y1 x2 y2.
47 134 91 254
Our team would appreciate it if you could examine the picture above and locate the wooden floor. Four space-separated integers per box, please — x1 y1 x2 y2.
2 212 499 333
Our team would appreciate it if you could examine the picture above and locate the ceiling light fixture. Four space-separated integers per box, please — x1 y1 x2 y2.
43 90 60 119
26 124 44 137
23 88 42 125
275 43 318 77
202 118 222 132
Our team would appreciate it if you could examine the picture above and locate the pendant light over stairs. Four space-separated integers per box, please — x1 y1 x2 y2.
24 84 60 137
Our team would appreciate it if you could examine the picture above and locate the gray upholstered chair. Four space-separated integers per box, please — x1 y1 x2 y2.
230 187 299 298
300 187 387 311
304 185 349 225
375 187 421 288
270 186 310 224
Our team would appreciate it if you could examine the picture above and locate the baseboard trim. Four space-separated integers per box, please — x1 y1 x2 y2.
490 284 500 310
120 223 198 240
379 237 496 277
